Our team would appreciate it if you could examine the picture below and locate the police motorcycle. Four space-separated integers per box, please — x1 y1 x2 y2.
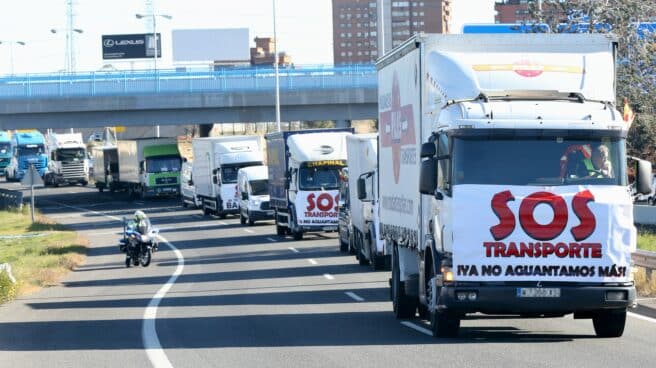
119 217 159 268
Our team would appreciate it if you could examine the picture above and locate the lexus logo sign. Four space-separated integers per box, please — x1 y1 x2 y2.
103 39 115 48
102 33 160 60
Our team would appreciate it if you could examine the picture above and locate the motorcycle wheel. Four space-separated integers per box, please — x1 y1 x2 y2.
140 249 152 267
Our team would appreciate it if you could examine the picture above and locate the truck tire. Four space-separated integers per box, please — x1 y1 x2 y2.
391 245 417 319
98 186 104 193
247 212 255 226
592 309 626 337
369 234 385 271
293 231 303 241
425 259 460 337
276 224 286 236
240 212 246 225
339 237 349 252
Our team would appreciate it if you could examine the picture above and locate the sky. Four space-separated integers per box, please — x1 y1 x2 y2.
0 0 496 75
0 0 333 74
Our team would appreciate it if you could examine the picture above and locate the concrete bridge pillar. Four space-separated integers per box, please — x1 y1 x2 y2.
335 120 351 129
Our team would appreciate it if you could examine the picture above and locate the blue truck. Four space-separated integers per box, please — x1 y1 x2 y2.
4 130 48 181
0 131 11 176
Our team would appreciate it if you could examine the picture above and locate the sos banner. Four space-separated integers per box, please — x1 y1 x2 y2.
452 185 635 283
294 190 339 226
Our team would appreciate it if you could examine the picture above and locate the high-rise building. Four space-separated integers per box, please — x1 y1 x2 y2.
332 0 448 64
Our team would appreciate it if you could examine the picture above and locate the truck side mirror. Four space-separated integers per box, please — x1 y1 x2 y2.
241 192 248 200
420 142 436 158
212 176 218 184
635 159 653 195
419 158 440 199
188 179 194 186
357 177 367 200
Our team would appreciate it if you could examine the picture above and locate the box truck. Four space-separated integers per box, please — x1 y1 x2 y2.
44 132 89 186
237 165 274 225
0 131 11 176
347 133 388 270
266 129 353 240
378 33 652 337
115 138 181 198
92 146 119 192
192 136 264 218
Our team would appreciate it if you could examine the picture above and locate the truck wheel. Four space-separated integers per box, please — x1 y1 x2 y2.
426 260 460 337
140 187 146 200
240 212 246 225
98 186 104 193
369 236 385 271
339 237 349 252
293 231 303 241
276 224 286 236
203 207 211 216
592 309 626 337
218 213 227 219
247 212 255 226
391 245 417 319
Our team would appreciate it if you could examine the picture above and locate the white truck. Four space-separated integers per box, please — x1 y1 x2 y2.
237 165 274 225
116 138 182 198
266 129 353 240
181 160 201 208
346 133 388 270
44 133 89 186
192 136 264 218
378 33 652 338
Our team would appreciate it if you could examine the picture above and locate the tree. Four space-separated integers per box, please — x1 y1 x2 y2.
527 0 656 160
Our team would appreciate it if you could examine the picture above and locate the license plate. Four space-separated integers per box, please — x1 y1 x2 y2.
517 287 561 298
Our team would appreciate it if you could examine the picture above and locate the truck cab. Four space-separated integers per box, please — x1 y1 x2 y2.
45 132 89 186
5 130 48 182
237 165 273 225
0 131 11 176
266 129 353 240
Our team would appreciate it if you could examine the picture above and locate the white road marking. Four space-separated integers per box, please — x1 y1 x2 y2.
323 273 335 280
68 191 77 194
143 235 184 368
288 247 300 253
308 259 318 265
219 221 228 225
45 202 122 221
629 311 656 324
266 237 277 242
400 321 432 336
44 199 184 367
345 291 365 302
244 229 255 234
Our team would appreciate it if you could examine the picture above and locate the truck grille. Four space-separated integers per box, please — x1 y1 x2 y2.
260 201 270 210
155 176 178 185
62 161 86 179
19 159 45 171
0 157 9 164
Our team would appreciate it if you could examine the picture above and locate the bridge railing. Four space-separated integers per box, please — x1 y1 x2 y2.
0 64 377 99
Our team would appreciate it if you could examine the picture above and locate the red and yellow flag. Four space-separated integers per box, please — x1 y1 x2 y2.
623 98 635 126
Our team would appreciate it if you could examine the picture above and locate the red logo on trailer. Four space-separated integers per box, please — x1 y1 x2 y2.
380 72 416 184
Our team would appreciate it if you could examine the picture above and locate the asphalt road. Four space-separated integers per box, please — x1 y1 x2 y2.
1 182 656 367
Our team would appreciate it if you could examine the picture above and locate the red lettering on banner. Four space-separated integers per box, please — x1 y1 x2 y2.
571 190 596 241
519 192 568 241
316 193 333 212
490 190 516 240
306 193 316 211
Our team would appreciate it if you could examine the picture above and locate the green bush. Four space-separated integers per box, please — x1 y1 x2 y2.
0 271 18 304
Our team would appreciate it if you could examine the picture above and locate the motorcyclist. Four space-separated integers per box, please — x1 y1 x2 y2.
132 210 157 251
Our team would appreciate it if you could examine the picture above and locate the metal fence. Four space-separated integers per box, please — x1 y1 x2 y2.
0 188 23 210
0 64 377 99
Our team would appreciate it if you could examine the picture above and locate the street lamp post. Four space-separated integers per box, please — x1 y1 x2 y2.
273 0 281 132
50 28 83 73
136 13 172 138
0 40 26 75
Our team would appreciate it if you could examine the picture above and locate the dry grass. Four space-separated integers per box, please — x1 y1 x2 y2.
0 210 87 303
634 267 656 297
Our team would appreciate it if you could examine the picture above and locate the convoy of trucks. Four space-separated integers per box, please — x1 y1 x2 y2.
376 33 651 338
4 130 48 181
44 133 89 186
114 138 182 198
237 165 274 225
266 129 353 240
0 131 11 176
192 136 264 218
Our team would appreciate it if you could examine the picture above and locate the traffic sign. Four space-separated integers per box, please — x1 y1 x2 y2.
20 165 44 187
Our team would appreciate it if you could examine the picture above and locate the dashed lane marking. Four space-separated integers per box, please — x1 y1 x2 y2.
266 237 277 242
288 247 300 253
308 259 318 265
345 291 365 302
244 229 255 234
323 274 335 280
400 321 432 336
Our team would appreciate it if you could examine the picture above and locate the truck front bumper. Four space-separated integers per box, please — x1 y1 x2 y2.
438 283 636 315
248 209 274 221
147 185 180 197
296 225 339 233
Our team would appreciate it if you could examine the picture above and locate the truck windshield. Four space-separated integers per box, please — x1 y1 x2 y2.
0 143 10 154
146 156 181 173
55 148 86 162
299 165 343 191
452 136 626 186
249 179 268 196
221 162 262 184
18 145 44 156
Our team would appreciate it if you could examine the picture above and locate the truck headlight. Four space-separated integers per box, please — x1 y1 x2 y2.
252 199 262 206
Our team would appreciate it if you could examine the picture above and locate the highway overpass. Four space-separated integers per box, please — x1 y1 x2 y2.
0 65 377 130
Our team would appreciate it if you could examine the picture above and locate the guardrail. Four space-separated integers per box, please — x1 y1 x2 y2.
633 249 656 277
0 188 23 210
0 64 377 99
